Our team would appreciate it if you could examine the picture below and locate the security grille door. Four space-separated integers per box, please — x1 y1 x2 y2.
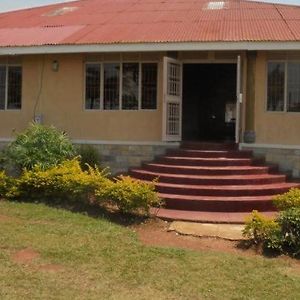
236 55 243 143
163 57 182 141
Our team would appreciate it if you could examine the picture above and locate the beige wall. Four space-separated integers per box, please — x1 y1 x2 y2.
254 51 300 145
0 52 163 142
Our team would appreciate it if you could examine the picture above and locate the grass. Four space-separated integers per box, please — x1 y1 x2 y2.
0 201 300 300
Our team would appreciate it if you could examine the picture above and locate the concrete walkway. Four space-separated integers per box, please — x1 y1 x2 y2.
168 221 246 241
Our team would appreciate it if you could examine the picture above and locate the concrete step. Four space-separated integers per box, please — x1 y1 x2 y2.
143 163 277 176
159 193 276 212
130 169 286 185
166 149 253 158
156 156 262 167
152 208 278 224
152 181 300 197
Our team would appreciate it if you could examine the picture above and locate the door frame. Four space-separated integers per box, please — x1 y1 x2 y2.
178 58 243 143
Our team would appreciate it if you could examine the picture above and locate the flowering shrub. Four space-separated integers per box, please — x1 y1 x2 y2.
273 188 300 211
96 175 161 214
13 159 109 203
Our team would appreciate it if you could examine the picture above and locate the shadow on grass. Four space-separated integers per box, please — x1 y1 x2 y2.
3 196 149 227
236 239 300 260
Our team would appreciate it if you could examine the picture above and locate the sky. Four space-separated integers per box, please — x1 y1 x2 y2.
0 0 299 12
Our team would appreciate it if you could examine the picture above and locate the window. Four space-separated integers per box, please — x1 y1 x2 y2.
104 63 120 110
85 64 100 110
122 63 139 110
84 62 158 111
0 65 22 110
267 61 300 112
142 63 157 109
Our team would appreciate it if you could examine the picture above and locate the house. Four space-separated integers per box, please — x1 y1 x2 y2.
1 0 300 222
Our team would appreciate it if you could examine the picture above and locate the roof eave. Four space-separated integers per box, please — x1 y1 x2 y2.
1 41 300 55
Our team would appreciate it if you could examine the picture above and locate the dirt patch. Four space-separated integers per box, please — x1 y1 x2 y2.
0 214 12 222
131 218 256 257
11 248 40 264
39 264 64 272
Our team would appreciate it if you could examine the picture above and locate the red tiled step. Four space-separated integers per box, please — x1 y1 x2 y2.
130 169 286 185
151 208 278 224
156 156 262 167
166 149 253 158
181 142 237 151
152 181 300 197
143 163 278 176
159 193 276 212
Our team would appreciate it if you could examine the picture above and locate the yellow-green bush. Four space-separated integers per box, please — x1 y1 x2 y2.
0 171 13 199
13 159 109 203
243 210 282 250
273 188 300 211
95 175 161 214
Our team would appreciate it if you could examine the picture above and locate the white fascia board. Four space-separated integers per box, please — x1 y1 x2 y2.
1 41 300 55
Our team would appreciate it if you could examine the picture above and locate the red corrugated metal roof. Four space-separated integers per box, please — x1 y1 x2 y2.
0 0 300 47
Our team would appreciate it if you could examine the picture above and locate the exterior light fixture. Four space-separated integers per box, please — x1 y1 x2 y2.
52 60 59 72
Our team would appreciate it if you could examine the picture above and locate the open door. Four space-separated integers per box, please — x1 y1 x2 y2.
162 57 182 141
235 55 243 144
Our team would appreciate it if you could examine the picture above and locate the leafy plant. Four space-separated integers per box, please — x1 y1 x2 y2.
13 159 109 203
273 188 300 211
278 208 300 257
76 144 101 170
96 175 161 214
5 123 75 171
243 210 280 248
0 171 14 199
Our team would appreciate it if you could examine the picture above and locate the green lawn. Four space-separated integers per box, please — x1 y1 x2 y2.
0 201 300 300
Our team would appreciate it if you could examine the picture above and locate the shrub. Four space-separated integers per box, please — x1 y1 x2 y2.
76 144 101 170
5 123 75 171
273 188 300 211
0 171 14 199
278 208 300 257
13 159 109 203
243 210 282 251
95 175 160 214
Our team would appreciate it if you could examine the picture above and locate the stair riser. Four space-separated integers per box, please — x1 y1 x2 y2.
181 143 237 151
156 186 293 197
130 172 286 185
143 164 273 176
156 158 253 167
166 150 252 158
164 199 276 212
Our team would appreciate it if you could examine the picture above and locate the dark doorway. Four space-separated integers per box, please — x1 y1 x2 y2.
182 64 236 141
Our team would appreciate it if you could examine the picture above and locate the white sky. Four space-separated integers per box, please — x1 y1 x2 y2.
0 0 299 12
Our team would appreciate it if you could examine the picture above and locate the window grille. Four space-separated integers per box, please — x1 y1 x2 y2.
0 65 22 110
122 63 139 110
267 61 300 113
104 63 120 110
142 63 157 109
85 64 100 110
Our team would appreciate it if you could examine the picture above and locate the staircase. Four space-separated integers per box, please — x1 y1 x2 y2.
129 142 300 224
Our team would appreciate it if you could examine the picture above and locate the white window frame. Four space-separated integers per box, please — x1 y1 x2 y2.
266 60 300 114
84 61 159 112
0 64 22 111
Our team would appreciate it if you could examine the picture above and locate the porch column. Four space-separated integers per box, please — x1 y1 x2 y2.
244 51 257 143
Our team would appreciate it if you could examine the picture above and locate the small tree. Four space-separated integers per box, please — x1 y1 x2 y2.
5 123 75 171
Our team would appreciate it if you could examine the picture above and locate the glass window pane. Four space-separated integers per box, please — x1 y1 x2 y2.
85 64 100 110
122 63 139 110
287 63 300 112
267 62 285 112
104 63 120 110
142 63 157 109
7 66 22 110
0 66 6 110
